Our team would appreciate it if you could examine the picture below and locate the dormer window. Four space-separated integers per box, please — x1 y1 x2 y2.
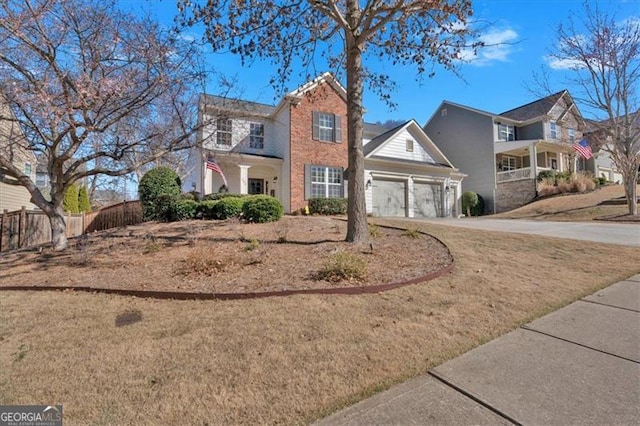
498 124 515 141
549 121 558 139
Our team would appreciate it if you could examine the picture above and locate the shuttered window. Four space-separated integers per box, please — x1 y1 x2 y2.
312 111 341 142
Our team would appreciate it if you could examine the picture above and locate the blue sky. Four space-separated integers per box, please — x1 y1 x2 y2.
119 0 640 124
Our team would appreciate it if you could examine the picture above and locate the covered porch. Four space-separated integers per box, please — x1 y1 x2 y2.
203 152 283 201
495 140 569 183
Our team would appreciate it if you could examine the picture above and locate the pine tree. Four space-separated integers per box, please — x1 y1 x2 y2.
63 183 79 213
78 185 91 212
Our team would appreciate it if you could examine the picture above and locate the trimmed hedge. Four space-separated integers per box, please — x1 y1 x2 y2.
203 193 248 201
308 198 347 215
242 195 284 223
212 196 245 219
197 200 218 220
174 199 199 221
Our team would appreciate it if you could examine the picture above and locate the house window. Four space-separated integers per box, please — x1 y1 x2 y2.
441 108 447 117
216 118 232 146
24 162 32 176
249 123 264 149
549 121 558 139
36 173 47 187
498 124 515 141
306 165 343 199
568 127 575 143
312 111 341 142
502 155 516 171
406 139 414 152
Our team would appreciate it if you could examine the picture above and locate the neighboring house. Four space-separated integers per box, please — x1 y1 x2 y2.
187 73 465 217
424 90 594 213
593 145 624 184
0 98 37 212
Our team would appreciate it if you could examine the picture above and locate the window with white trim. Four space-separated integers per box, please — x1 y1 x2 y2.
318 113 334 141
502 155 516 171
498 124 515 141
216 118 232 146
568 127 575 143
307 165 343 199
249 123 264 149
24 162 32 176
549 121 558 139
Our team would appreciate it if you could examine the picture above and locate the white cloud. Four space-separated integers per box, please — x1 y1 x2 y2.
460 28 519 66
546 56 584 70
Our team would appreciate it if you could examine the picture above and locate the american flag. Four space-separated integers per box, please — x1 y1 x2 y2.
206 155 228 186
572 138 593 159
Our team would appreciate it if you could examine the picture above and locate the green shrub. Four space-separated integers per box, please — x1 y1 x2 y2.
462 191 484 216
78 186 92 212
173 199 198 221
536 170 556 182
63 183 80 213
242 195 284 223
595 176 608 186
197 200 219 220
316 252 367 283
139 167 181 220
154 194 180 222
202 192 247 201
212 196 245 220
308 198 348 215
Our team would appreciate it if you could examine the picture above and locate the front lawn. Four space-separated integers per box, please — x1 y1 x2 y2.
1 218 638 424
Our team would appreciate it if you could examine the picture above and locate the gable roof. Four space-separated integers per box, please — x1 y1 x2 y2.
499 90 566 121
364 119 454 168
363 122 388 139
200 94 276 117
287 72 347 102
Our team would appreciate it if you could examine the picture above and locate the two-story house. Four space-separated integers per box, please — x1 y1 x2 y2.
187 73 465 218
424 90 594 213
0 97 37 212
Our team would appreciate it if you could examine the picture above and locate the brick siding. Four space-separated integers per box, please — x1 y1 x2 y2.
289 83 348 212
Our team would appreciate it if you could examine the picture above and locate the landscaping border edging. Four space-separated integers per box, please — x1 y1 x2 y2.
0 221 454 300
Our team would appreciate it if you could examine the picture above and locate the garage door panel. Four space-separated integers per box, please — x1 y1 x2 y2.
413 182 441 218
372 179 406 217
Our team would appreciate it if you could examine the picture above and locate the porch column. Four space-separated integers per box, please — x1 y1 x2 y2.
530 143 538 178
238 165 250 194
558 152 563 172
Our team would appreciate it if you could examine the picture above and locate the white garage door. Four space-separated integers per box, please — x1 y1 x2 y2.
372 179 406 217
413 182 441 218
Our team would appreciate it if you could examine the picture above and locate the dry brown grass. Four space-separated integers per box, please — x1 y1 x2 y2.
1 220 639 425
496 184 639 221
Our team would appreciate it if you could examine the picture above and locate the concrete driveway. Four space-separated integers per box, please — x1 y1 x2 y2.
405 217 640 247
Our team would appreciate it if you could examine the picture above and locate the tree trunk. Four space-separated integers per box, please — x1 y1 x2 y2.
344 21 368 243
49 205 68 250
624 170 638 216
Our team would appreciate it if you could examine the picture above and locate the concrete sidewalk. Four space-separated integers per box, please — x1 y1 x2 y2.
315 275 640 426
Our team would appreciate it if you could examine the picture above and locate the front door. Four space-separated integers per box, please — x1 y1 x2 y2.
248 178 264 195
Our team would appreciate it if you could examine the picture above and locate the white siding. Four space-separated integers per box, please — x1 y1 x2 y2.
272 105 291 211
372 128 436 163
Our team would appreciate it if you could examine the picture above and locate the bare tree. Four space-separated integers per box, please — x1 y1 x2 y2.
178 0 479 243
550 3 639 215
0 0 205 249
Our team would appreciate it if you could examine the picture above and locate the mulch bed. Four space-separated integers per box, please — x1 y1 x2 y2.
0 216 453 297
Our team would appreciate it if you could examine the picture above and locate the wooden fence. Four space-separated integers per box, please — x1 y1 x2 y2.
0 200 143 253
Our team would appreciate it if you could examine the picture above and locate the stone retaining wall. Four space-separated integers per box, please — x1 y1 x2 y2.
496 179 537 213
